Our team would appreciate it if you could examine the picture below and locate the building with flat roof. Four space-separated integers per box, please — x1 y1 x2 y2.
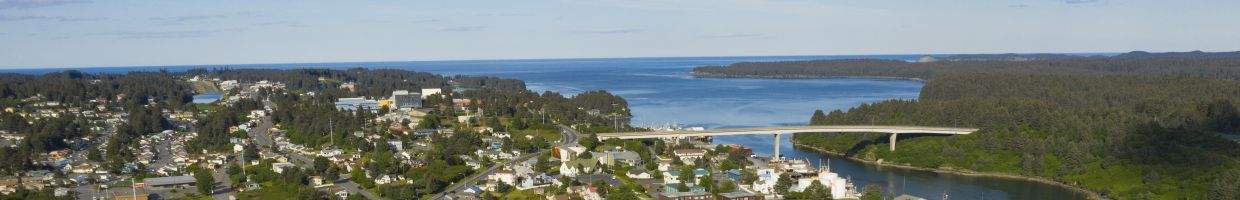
335 97 380 111
659 184 712 200
390 90 422 109
143 175 195 188
718 190 765 200
420 88 442 98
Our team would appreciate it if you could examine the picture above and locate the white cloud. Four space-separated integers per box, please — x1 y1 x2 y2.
698 33 765 39
0 0 89 10
436 25 489 32
562 0 888 17
0 15 103 22
1064 0 1101 4
570 28 643 35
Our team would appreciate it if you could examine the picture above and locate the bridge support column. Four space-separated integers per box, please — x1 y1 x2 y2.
889 133 898 151
773 133 781 161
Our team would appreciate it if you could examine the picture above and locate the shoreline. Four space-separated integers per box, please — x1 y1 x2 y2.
789 142 1108 200
690 73 927 82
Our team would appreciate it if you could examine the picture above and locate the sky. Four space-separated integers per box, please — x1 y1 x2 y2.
1 0 1238 68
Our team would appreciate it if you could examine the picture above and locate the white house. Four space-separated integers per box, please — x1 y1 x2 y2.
750 168 780 194
673 149 706 164
487 170 517 186
626 169 652 179
271 162 295 174
789 169 858 199
557 146 587 161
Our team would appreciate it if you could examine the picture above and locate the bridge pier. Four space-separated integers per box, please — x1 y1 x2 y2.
889 133 898 151
773 133 781 161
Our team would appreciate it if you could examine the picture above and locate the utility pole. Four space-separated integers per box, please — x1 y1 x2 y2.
131 177 137 199
329 117 334 147
240 142 248 189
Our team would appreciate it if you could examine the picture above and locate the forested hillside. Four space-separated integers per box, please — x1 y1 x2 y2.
699 51 1240 199
693 51 1240 80
0 70 194 108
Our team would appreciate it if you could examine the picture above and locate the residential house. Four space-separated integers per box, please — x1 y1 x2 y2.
626 169 653 179
272 162 295 174
593 149 642 167
560 159 598 177
673 149 706 165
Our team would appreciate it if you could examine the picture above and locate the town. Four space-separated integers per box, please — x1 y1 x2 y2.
0 69 873 200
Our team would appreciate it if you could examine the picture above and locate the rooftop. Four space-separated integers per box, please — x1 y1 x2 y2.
143 175 195 186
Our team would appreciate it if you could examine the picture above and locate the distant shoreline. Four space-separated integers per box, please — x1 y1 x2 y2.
690 73 926 82
790 142 1108 200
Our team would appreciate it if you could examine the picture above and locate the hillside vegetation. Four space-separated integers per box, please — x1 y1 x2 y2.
693 51 1240 80
697 51 1240 199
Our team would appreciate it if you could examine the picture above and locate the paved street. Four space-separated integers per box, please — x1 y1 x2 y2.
73 184 100 200
431 124 579 200
212 168 236 200
248 116 312 166
334 179 382 200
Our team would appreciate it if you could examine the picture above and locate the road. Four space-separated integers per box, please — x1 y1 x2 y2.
248 116 276 149
431 124 579 200
73 184 101 200
334 179 382 200
249 116 313 166
249 107 379 200
212 169 236 200
557 124 580 146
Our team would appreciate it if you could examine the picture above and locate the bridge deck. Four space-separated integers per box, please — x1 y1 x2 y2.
597 125 978 139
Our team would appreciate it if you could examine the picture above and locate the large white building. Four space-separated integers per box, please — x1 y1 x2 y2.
751 166 859 199
790 169 858 199
390 90 422 109
335 97 380 111
420 88 442 98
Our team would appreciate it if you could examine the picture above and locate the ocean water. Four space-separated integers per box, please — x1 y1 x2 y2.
192 92 222 104
2 55 1085 199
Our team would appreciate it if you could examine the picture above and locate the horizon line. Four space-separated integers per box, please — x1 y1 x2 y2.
0 50 1138 71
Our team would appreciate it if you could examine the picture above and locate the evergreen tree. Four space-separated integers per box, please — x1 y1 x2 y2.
774 173 794 196
810 109 829 125
193 166 216 195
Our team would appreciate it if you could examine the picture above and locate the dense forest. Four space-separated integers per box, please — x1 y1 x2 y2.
187 98 263 152
698 51 1240 199
0 70 194 108
693 51 1240 81
938 53 1085 61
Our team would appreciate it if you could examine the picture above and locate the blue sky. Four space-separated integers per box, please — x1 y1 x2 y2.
1 0 1238 68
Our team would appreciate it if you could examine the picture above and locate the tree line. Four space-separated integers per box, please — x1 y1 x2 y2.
698 51 1240 199
693 51 1240 81
0 70 194 109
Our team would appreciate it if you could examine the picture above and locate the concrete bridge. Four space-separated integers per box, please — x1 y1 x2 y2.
597 125 978 160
